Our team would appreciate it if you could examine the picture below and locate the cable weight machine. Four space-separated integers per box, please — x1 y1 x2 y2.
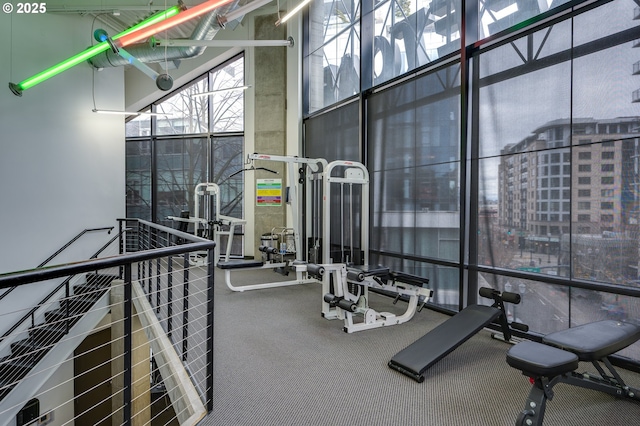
167 182 245 266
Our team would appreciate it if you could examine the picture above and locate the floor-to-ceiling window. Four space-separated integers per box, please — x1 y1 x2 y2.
126 54 245 255
303 0 640 361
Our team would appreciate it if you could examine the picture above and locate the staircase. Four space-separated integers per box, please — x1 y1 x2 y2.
0 273 117 413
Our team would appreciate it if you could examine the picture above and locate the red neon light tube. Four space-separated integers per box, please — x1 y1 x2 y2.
118 0 236 48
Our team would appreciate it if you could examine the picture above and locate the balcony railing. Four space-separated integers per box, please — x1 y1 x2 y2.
0 219 215 426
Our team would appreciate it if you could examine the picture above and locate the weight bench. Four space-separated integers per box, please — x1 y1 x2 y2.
389 287 527 382
506 320 640 426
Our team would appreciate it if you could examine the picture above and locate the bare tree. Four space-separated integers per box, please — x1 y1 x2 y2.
126 57 246 223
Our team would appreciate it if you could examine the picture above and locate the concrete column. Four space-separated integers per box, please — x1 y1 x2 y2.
111 280 151 426
252 14 288 254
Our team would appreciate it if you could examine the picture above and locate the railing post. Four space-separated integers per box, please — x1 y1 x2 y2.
118 219 124 279
167 256 173 337
148 259 153 305
156 258 161 313
183 253 189 362
206 245 215 412
149 226 156 305
64 282 70 334
123 263 133 426
140 224 146 286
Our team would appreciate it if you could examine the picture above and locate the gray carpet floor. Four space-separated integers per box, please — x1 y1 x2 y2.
198 269 640 426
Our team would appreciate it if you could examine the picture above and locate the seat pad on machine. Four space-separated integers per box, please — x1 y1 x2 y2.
217 260 265 269
349 265 390 277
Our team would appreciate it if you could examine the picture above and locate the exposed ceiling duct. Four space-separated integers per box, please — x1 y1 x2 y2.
89 7 230 69
88 0 273 70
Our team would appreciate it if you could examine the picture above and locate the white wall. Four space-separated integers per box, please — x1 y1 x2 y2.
0 12 126 274
0 10 126 423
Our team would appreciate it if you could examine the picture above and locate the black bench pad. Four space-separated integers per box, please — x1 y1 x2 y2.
217 260 265 269
390 271 429 286
507 341 579 377
542 320 640 361
389 304 502 381
349 265 390 277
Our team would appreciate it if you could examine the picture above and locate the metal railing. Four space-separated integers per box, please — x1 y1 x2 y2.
0 227 123 346
0 219 215 426
0 226 114 302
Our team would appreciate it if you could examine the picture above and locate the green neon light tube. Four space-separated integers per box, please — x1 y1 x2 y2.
9 5 182 96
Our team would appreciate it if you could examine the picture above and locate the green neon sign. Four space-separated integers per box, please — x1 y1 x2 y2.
9 5 182 96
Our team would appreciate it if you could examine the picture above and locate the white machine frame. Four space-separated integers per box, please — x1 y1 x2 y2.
216 154 433 333
219 153 329 291
168 182 245 266
319 160 433 333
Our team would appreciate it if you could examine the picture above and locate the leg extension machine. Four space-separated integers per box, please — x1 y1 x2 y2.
322 265 433 333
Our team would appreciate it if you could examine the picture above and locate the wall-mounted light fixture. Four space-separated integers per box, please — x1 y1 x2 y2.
275 0 312 26
153 38 293 48
91 109 175 117
190 85 251 98
9 0 241 96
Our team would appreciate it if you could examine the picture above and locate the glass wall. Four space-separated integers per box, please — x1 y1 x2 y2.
303 0 640 359
366 64 461 308
126 55 245 255
478 0 572 38
368 0 461 87
307 0 361 112
125 139 152 221
476 0 640 337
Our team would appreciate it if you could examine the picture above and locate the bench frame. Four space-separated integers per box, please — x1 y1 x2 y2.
507 321 640 426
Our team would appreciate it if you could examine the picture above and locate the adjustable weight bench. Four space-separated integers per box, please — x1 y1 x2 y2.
506 320 640 426
389 287 527 382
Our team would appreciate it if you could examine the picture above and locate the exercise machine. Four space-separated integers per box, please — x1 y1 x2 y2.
506 320 640 425
217 155 433 333
215 154 433 332
217 153 330 291
388 287 527 382
167 182 245 266
319 160 433 333
323 265 433 333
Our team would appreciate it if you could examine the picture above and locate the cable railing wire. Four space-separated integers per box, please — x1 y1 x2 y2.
0 218 215 426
